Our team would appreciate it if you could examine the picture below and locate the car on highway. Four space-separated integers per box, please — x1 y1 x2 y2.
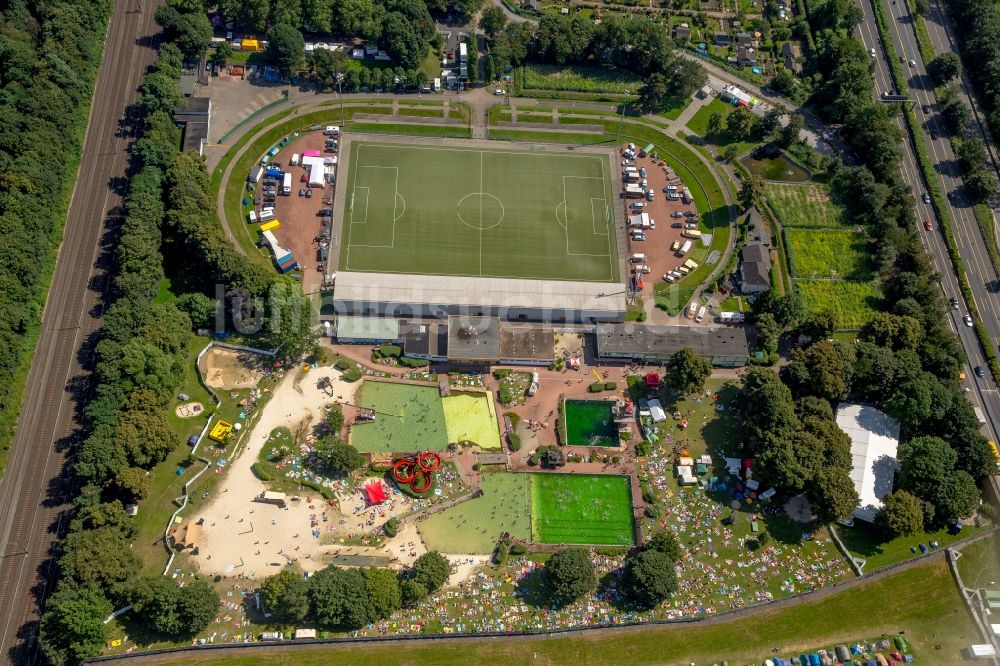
922 192 931 204
965 314 975 327
975 366 986 378
951 297 959 309
870 48 876 57
924 219 933 231
909 59 916 67
922 104 931 114
930 130 938 140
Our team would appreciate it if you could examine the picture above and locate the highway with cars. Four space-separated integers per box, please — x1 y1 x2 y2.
0 0 161 662
857 1 1000 454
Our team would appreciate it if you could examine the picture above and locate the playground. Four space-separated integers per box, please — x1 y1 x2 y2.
174 402 204 418
530 473 634 546
564 399 619 447
442 391 502 450
349 381 449 453
418 473 531 554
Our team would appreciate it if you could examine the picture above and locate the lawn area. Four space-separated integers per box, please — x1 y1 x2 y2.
522 64 641 95
785 228 874 279
564 399 619 447
339 138 618 282
530 473 634 545
637 379 853 604
765 182 849 229
685 98 758 156
349 381 449 453
956 532 1000 589
795 279 882 330
834 520 987 573
417 472 531 553
442 391 501 450
136 558 978 665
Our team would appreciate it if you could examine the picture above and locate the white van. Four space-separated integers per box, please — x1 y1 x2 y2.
259 208 276 222
290 153 300 166
282 172 292 195
632 264 650 274
248 210 257 224
323 125 340 136
629 253 647 263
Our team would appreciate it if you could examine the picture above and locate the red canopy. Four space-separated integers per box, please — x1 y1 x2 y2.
364 482 387 504
645 372 660 388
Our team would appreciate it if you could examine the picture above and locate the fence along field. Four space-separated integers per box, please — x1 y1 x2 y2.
341 140 619 282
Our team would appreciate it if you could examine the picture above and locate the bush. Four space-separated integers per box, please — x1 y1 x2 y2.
567 454 584 463
498 385 515 405
398 356 431 368
379 345 402 358
343 367 363 382
384 517 400 538
493 369 512 379
604 381 617 390
299 478 334 499
510 543 527 556
334 358 351 371
507 412 521 428
635 441 650 457
612 455 621 464
588 382 605 393
507 432 521 452
644 505 661 518
528 453 540 466
251 463 274 481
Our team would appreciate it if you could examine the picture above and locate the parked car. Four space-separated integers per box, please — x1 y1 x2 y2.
630 202 645 210
684 211 698 218
639 167 647 178
671 211 683 218
631 231 646 241
319 208 333 218
671 222 683 228
305 189 313 198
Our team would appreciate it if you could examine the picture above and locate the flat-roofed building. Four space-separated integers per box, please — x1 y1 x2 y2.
335 316 401 344
595 323 754 367
448 315 501 363
400 322 448 362
499 325 555 365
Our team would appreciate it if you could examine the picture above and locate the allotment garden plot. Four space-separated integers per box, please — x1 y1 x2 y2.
765 182 849 229
340 140 618 282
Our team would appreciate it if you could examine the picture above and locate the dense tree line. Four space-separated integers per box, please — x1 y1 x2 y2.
0 0 112 462
940 0 1000 202
260 552 450 627
40 14 316 659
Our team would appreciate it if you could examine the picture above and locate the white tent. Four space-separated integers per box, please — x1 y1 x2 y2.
301 155 327 187
647 398 666 423
835 403 901 522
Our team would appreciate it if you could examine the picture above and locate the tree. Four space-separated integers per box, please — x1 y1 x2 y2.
400 578 428 605
364 567 402 618
133 576 219 637
799 309 838 340
115 466 149 501
928 52 961 84
722 144 740 163
544 548 596 607
778 112 804 147
623 549 677 609
479 6 507 38
667 348 712 395
754 311 782 348
646 531 681 562
936 471 980 524
308 566 373 628
808 468 860 523
637 73 670 113
706 111 724 137
380 12 427 71
59 526 141 604
175 292 215 329
70 501 136 538
757 109 782 139
261 568 310 623
739 173 765 211
268 23 305 75
860 312 923 351
411 551 450 593
877 490 924 538
965 170 997 204
326 403 345 433
726 105 756 141
783 340 854 401
155 6 213 60
314 437 364 475
39 585 112 666
210 42 232 68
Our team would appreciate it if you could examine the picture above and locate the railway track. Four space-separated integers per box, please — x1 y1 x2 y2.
0 0 162 662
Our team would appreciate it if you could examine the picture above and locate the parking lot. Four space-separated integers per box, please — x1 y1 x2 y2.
256 130 335 294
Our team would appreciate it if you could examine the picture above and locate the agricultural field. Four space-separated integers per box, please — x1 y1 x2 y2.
417 472 531 553
348 381 449 452
530 473 634 545
785 228 874 279
340 139 618 283
795 279 882 330
521 64 641 94
765 182 849 228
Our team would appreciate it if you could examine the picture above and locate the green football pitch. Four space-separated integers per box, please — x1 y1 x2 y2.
339 140 619 282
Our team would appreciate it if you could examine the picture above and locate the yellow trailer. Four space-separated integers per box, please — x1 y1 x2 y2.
259 219 281 232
